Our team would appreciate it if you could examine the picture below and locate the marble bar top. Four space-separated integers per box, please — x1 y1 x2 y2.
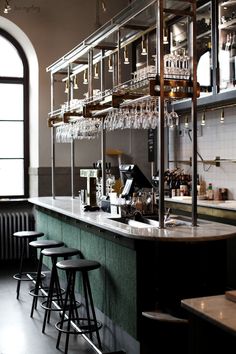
181 295 236 337
29 197 236 242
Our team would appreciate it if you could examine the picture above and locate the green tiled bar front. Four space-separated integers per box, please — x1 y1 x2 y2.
35 208 137 338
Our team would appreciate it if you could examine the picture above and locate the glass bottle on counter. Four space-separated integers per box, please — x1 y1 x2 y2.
206 183 214 200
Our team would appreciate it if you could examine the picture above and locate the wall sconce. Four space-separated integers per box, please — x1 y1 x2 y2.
124 46 129 64
73 75 78 90
220 108 224 123
184 115 189 128
163 28 169 44
141 36 147 56
83 69 88 84
201 111 206 126
94 63 99 79
4 0 11 14
64 79 69 94
108 55 113 72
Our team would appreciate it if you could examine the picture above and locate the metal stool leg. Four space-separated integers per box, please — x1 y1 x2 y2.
30 252 43 317
16 239 25 299
84 272 102 349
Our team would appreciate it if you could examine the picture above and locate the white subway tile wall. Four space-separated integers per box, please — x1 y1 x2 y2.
169 106 236 199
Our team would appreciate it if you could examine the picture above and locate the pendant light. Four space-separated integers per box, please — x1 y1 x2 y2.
220 108 224 124
124 46 129 64
83 69 88 84
108 55 113 72
94 63 99 79
73 75 78 90
141 36 147 56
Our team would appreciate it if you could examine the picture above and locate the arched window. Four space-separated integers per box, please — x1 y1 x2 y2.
0 29 29 197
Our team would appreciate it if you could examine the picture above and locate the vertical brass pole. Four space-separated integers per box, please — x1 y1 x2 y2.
51 127 55 199
100 49 106 196
51 72 55 199
191 1 198 226
88 49 93 99
117 29 121 86
157 0 165 229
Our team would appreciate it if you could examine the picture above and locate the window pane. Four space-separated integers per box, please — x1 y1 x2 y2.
0 84 23 120
0 35 23 77
0 122 23 158
0 159 24 196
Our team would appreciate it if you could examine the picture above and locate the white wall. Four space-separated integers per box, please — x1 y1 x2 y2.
169 106 236 199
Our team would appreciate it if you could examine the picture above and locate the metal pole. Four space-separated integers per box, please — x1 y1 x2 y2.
88 49 93 99
51 127 55 199
191 1 198 226
157 0 165 229
101 118 106 196
100 50 106 196
71 140 75 199
117 29 121 85
50 72 55 199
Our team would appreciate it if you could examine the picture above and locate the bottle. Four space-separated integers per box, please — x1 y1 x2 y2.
207 183 214 200
180 175 189 197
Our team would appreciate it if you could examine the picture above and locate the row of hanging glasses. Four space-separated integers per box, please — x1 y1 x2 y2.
104 98 179 131
55 99 179 142
56 97 180 143
55 118 102 143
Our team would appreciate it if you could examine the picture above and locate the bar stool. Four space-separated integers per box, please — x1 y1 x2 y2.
12 231 44 299
41 247 80 333
29 239 64 317
55 259 102 354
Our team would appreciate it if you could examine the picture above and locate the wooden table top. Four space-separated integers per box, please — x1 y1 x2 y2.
181 294 236 337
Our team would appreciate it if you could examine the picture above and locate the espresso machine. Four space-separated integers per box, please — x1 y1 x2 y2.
80 169 101 206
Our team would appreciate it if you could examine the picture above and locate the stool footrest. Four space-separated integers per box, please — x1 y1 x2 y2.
41 298 80 311
13 272 38 281
55 318 102 335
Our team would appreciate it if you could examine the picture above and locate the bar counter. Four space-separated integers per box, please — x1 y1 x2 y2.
28 197 236 354
29 197 236 242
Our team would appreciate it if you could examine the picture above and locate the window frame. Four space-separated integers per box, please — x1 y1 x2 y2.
0 29 29 198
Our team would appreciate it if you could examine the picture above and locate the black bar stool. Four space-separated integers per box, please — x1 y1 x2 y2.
55 259 102 354
12 231 44 299
29 239 64 317
41 247 80 333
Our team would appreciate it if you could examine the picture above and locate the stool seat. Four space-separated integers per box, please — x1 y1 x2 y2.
29 240 64 249
12 230 44 299
13 231 44 239
42 247 80 258
56 259 101 272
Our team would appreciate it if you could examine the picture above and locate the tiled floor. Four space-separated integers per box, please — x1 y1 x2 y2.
0 262 96 354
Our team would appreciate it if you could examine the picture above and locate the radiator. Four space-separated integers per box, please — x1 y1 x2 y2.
0 212 35 261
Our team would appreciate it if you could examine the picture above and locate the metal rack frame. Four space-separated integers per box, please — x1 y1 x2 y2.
47 0 199 231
